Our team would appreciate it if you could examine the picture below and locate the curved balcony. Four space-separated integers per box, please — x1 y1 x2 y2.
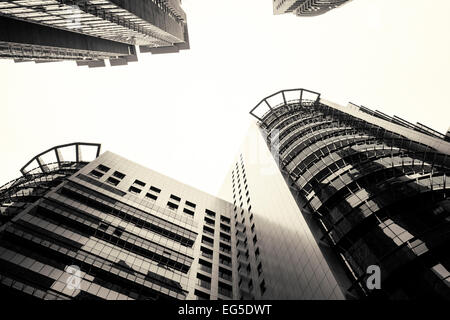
0 142 101 226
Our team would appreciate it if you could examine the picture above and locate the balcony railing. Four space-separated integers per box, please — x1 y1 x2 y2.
201 251 213 260
218 287 232 298
197 279 211 290
199 264 212 274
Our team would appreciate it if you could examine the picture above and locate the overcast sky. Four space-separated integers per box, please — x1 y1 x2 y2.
1 0 450 196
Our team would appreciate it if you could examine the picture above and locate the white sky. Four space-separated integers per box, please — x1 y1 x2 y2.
1 0 450 195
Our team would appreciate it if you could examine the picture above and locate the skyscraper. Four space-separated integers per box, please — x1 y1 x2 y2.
2 91 448 301
0 141 343 300
0 0 189 67
273 0 353 17
230 88 450 299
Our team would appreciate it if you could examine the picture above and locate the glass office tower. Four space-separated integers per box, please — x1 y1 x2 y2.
0 143 234 300
217 143 346 300
2 90 448 300
0 141 344 300
237 88 450 299
0 0 189 66
273 0 352 17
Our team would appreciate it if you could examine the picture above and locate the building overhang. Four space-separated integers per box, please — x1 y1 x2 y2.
20 142 101 177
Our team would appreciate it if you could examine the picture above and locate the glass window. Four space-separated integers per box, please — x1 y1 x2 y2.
205 209 216 218
167 202 179 210
150 186 161 193
106 177 120 186
113 171 125 179
97 164 110 172
219 267 232 282
196 273 211 289
90 170 104 178
198 259 212 273
133 179 146 187
194 289 210 300
145 193 157 201
128 186 141 194
185 201 196 208
183 208 194 216
218 282 232 297
203 226 214 236
200 246 213 259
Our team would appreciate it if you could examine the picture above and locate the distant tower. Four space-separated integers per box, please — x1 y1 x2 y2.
242 88 450 299
273 0 353 17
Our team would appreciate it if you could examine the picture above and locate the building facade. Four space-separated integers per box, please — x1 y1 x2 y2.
241 88 450 299
0 140 345 300
1 90 448 300
0 0 189 67
273 0 352 17
0 142 234 300
217 129 346 299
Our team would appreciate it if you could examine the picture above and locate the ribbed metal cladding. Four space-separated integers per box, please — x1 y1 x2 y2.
0 163 85 227
1 143 101 227
295 0 351 17
252 89 450 299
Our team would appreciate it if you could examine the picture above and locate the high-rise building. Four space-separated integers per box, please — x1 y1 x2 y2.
2 90 449 301
231 88 450 299
273 0 353 17
0 141 344 300
0 0 189 67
